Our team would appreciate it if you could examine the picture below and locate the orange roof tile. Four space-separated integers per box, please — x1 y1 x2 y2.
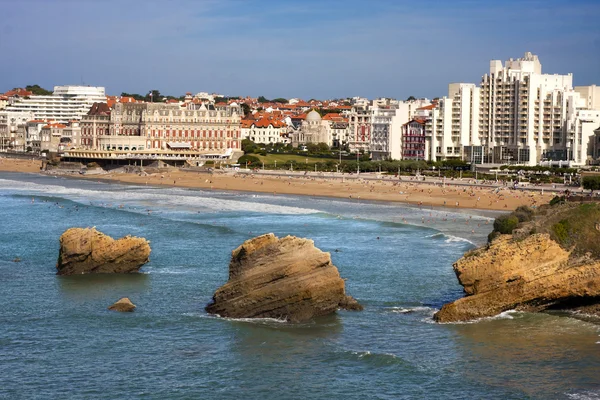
42 123 66 129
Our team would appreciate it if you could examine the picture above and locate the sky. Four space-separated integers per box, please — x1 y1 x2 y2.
0 0 599 100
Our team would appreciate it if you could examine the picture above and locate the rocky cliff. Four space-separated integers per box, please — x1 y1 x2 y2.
206 233 362 322
434 202 600 322
56 227 151 275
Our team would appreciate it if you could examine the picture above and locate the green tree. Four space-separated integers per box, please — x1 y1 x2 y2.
238 154 260 166
145 90 161 102
306 143 320 154
25 84 52 95
120 92 146 101
241 139 258 154
240 103 251 116
493 215 519 234
271 98 288 103
258 96 270 103
582 176 600 193
317 142 329 153
406 96 416 101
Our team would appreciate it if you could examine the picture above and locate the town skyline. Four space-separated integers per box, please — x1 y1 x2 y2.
1 0 599 99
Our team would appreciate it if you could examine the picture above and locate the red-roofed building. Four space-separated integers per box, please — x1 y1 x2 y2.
241 113 289 144
402 119 426 160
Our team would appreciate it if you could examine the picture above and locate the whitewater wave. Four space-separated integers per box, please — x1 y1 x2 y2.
387 306 434 314
181 312 288 324
444 235 476 246
436 310 525 325
566 391 600 400
0 178 320 215
143 267 189 275
424 232 476 246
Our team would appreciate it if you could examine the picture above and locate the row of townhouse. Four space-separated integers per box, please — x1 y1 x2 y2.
0 109 81 153
240 109 351 149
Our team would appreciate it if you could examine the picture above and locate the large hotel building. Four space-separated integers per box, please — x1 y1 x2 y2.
80 101 243 152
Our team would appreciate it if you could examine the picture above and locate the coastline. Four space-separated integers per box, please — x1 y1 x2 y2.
0 156 554 211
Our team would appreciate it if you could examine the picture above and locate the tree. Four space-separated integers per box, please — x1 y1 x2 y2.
271 98 288 104
145 90 161 102
582 176 600 194
257 96 270 103
493 215 519 234
120 92 145 101
240 103 251 116
406 96 416 101
306 143 320 154
238 154 260 166
241 139 259 154
25 84 52 95
317 142 329 153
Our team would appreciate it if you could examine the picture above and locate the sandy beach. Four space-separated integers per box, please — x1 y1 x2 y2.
0 157 43 174
0 156 554 211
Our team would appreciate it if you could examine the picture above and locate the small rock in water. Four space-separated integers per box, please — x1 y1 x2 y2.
108 297 136 312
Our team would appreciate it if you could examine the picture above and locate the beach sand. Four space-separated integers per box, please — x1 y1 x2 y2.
0 156 554 211
0 157 43 174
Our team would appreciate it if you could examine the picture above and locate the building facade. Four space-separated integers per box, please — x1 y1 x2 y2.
402 119 427 160
1 86 106 123
81 102 243 152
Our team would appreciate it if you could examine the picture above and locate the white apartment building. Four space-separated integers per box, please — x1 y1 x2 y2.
348 104 372 153
424 84 480 162
419 52 599 166
2 86 106 123
0 111 34 151
478 52 581 165
371 100 431 160
575 85 600 110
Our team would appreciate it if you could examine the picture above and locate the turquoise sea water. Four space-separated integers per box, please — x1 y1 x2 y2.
0 172 598 400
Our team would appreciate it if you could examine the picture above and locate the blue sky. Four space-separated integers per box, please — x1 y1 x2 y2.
1 0 599 99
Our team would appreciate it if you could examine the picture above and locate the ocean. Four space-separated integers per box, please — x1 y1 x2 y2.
0 172 598 399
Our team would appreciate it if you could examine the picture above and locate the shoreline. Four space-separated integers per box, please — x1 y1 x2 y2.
0 156 555 211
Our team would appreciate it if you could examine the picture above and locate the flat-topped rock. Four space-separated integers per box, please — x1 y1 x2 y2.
206 233 362 322
56 227 151 275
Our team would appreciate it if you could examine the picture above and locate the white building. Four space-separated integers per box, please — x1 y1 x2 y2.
575 85 600 110
2 86 106 123
479 52 580 165
0 111 34 151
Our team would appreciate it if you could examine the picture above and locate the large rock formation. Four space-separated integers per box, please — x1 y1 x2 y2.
434 233 600 322
206 233 362 322
56 227 151 275
108 297 136 312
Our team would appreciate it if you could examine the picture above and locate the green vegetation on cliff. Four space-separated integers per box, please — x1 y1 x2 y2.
489 201 600 258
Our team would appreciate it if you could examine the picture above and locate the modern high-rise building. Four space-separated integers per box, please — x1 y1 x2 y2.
423 52 599 166
1 86 106 123
479 52 580 165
